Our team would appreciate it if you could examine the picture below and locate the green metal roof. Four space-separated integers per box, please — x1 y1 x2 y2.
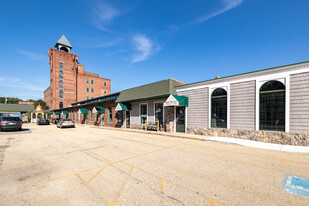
116 78 185 103
0 104 34 113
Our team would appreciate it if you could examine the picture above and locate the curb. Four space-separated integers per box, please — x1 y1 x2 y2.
88 125 207 142
206 136 309 154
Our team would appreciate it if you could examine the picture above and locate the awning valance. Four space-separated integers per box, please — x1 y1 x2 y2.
92 107 105 114
79 108 88 114
115 103 130 111
62 111 69 115
55 112 61 115
164 95 188 107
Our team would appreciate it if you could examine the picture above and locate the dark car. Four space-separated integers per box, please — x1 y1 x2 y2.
0 117 22 131
37 118 50 125
53 118 62 124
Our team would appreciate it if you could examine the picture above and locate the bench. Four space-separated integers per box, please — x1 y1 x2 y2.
144 120 159 132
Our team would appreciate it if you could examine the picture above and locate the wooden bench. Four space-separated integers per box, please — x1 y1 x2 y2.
144 120 159 132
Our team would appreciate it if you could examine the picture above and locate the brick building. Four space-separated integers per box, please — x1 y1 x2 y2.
44 35 111 111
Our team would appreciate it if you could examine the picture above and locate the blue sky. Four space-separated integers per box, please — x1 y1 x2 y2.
1 0 309 100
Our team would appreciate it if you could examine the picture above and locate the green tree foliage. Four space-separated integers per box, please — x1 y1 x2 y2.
0 97 22 104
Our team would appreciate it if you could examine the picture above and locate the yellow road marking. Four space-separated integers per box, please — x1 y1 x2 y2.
108 202 116 206
208 198 218 206
158 179 166 206
111 166 136 204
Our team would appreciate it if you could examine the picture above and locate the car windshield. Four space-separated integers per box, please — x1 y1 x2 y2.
2 117 20 121
62 119 73 121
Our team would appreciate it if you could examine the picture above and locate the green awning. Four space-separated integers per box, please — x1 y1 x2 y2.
164 95 188 107
55 112 61 115
79 108 88 114
96 107 105 114
49 111 53 115
115 103 130 111
62 111 69 115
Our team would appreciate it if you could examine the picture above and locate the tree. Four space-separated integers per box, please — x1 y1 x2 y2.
0 97 22 104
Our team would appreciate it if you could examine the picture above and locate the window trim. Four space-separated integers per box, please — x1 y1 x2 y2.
255 76 289 132
139 103 148 124
208 85 230 129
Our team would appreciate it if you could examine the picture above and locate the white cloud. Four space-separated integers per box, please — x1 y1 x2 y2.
131 34 160 63
90 1 120 32
193 0 244 24
19 50 45 60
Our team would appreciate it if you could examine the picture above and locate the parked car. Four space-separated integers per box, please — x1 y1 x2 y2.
37 118 50 125
57 119 75 128
0 117 22 131
53 118 61 124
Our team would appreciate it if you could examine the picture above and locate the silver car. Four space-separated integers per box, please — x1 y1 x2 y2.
57 119 75 128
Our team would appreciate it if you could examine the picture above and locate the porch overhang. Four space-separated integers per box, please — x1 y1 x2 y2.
164 95 188 107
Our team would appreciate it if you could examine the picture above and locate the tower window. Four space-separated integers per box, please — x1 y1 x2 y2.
86 88 89 92
87 96 89 100
91 80 94 84
91 88 94 93
59 62 63 69
59 71 63 79
59 102 63 109
59 80 63 89
104 91 107 94
86 79 89 83
59 90 63 99
104 82 106 86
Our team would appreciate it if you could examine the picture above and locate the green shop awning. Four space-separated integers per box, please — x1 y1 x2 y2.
62 111 69 115
164 95 188 107
92 107 105 114
79 108 88 114
49 111 53 115
55 112 61 115
115 103 130 111
97 107 105 114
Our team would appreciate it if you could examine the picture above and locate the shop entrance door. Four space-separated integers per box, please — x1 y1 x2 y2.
126 111 130 128
101 114 105 126
176 107 185 133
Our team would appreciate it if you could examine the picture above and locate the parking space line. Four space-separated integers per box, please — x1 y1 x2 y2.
158 179 166 206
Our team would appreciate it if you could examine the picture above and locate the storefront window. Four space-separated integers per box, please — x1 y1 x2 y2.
211 88 227 128
108 107 112 124
140 104 147 124
155 102 163 125
260 80 285 131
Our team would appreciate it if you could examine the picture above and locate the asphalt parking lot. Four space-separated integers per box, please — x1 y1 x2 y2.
0 124 308 206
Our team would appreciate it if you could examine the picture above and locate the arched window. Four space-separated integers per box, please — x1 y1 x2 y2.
59 70 63 79
211 88 227 128
59 80 63 89
59 90 63 98
260 80 285 131
59 102 63 109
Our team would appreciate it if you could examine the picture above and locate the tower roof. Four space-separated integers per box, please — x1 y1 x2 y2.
55 35 72 49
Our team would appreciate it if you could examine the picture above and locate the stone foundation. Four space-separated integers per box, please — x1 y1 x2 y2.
187 127 309 146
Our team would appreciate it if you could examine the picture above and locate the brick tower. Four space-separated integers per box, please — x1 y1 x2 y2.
44 35 111 111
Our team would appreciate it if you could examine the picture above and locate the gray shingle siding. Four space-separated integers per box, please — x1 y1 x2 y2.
290 72 309 133
178 88 209 128
230 81 256 130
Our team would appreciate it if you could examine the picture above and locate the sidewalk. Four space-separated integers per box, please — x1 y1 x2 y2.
76 124 309 154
